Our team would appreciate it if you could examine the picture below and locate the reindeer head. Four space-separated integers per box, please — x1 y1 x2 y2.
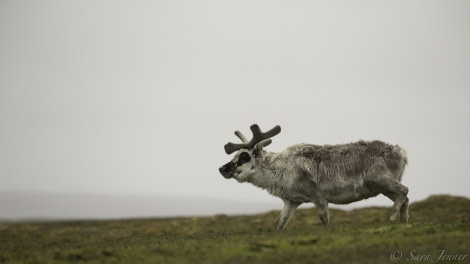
219 124 281 182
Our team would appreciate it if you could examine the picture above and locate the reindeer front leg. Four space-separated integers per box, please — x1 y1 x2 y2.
274 200 300 230
312 198 329 227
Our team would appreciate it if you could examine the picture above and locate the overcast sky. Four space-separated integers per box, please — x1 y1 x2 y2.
1 1 469 216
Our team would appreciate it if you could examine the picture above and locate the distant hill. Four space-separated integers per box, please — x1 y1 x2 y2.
0 192 280 221
1 192 469 222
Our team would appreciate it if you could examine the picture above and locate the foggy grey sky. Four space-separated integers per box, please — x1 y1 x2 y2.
1 0 469 215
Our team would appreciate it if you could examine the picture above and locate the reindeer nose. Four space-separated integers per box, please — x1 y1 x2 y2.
219 165 229 174
219 164 234 178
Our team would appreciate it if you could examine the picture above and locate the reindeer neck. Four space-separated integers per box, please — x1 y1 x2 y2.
248 152 286 190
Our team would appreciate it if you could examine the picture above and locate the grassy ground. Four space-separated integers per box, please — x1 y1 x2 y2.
1 195 469 264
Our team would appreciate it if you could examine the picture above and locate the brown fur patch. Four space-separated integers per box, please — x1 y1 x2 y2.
292 140 406 177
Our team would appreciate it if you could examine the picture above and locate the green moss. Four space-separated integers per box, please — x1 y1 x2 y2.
0 195 469 263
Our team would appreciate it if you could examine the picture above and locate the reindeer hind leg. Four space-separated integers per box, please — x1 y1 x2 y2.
366 176 409 222
399 196 409 222
383 183 409 222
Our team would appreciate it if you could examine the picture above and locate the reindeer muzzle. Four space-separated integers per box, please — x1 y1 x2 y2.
219 162 235 179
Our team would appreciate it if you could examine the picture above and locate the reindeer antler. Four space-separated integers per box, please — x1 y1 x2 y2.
224 124 281 154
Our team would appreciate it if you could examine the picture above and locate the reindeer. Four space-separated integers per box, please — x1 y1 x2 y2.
219 124 409 230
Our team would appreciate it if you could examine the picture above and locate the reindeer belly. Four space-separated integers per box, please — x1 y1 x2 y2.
266 185 312 204
319 179 380 205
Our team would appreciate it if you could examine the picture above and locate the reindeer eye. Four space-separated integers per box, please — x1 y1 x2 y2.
237 152 251 165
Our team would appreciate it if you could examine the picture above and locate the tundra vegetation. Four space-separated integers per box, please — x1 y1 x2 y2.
0 195 469 264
